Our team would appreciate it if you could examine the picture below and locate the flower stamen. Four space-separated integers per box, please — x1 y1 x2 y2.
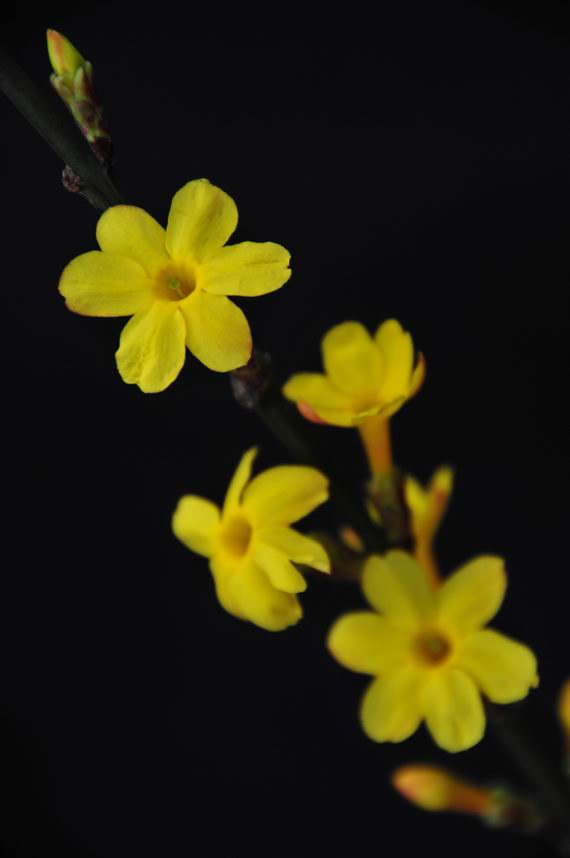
415 631 452 666
220 515 253 559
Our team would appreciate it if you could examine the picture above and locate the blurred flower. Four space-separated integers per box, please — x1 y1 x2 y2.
47 29 110 159
557 679 570 762
283 320 425 428
405 466 454 587
328 551 538 752
392 764 494 814
392 764 542 829
172 448 329 631
59 179 291 391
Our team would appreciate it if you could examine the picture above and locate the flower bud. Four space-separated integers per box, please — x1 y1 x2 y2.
46 29 111 162
392 765 542 831
392 765 493 814
46 29 85 87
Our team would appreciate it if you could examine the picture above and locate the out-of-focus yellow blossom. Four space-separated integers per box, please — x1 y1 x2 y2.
328 551 538 752
392 765 494 814
557 679 570 755
283 320 425 428
172 448 330 631
59 179 291 392
405 466 454 587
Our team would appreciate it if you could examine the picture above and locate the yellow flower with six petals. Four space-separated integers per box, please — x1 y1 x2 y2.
283 319 425 427
328 550 538 752
59 179 291 392
172 449 330 631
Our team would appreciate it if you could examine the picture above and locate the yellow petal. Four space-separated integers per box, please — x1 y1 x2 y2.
230 561 303 631
165 179 237 263
375 319 414 401
172 496 220 557
437 556 506 634
180 290 252 372
201 241 291 296
424 669 485 752
223 448 258 514
322 322 384 397
96 206 168 276
210 555 247 620
255 527 330 573
115 301 186 392
59 251 154 316
409 352 426 397
457 629 538 703
242 465 329 527
360 668 424 742
282 374 357 426
253 544 307 593
362 552 436 631
328 612 410 675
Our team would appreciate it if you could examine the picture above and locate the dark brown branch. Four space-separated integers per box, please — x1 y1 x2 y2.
0 46 122 211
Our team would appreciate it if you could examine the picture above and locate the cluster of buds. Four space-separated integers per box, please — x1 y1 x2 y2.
47 29 111 165
392 765 542 831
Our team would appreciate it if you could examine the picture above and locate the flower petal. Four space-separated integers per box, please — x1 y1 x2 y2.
201 241 291 296
229 561 303 631
180 290 252 372
223 448 258 514
322 322 384 397
253 544 307 593
423 669 485 752
255 527 330 573
242 466 329 527
437 556 506 634
282 374 357 426
210 556 247 620
59 251 154 316
172 496 220 557
362 552 436 631
115 301 186 392
165 179 237 263
360 668 424 742
457 629 538 703
328 612 411 675
96 206 168 276
375 319 414 401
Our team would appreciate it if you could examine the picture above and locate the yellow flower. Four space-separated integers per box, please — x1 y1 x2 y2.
59 179 291 392
172 448 330 631
405 466 454 587
283 319 425 427
328 550 538 752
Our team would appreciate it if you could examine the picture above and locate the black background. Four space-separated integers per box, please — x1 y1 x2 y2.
2 2 570 855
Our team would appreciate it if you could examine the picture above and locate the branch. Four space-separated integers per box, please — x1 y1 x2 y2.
0 46 122 211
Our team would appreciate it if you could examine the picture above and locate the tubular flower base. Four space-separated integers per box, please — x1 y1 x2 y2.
405 466 454 587
328 551 538 752
172 448 330 631
282 319 425 427
59 179 291 392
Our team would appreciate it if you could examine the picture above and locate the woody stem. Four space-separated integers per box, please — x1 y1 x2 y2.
0 47 122 210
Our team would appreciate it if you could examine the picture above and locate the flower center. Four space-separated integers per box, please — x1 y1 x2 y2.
414 631 452 666
220 515 253 559
155 263 196 301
